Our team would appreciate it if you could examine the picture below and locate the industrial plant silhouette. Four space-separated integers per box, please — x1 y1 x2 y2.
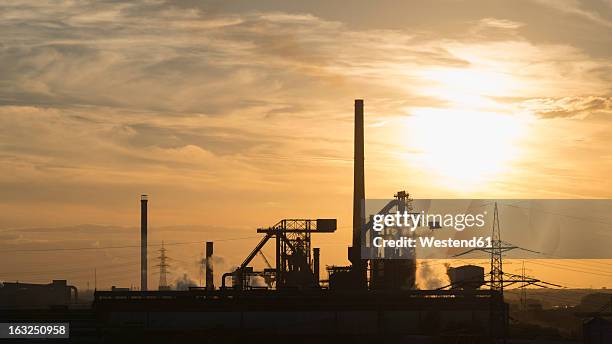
1 100 611 343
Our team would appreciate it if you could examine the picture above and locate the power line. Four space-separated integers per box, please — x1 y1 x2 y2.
538 259 612 275
0 259 139 277
0 235 260 253
501 202 612 228
527 260 612 278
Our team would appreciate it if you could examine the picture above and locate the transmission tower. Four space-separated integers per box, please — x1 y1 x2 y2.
450 201 564 341
451 201 564 294
156 241 171 291
490 202 504 295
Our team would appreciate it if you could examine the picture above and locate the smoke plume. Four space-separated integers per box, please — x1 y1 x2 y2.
174 273 197 290
416 261 450 289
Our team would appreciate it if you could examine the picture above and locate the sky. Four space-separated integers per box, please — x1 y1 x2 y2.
0 0 611 291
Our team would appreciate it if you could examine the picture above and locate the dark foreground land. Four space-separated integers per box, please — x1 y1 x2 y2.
3 288 608 343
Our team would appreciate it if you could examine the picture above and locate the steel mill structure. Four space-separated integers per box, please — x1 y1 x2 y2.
89 100 508 342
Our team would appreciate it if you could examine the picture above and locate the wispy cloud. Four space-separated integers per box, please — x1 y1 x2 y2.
521 96 612 119
478 17 525 30
0 0 611 230
533 0 612 28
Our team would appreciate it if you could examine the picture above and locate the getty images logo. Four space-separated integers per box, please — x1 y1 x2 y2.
372 210 487 232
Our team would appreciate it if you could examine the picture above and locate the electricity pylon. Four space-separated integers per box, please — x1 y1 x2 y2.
156 241 171 291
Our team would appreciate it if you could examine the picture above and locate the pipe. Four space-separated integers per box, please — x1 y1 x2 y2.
140 194 148 291
68 285 78 303
205 241 214 290
313 247 320 286
221 272 233 289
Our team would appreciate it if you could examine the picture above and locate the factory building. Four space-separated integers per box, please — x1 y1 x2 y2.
0 280 78 309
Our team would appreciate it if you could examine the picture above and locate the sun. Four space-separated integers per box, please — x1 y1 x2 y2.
397 67 530 190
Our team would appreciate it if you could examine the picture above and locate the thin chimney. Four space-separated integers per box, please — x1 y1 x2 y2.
351 99 367 288
140 194 148 291
205 241 214 290
313 247 320 286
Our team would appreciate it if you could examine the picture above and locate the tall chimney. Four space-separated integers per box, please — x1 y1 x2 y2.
140 194 148 291
351 99 367 288
205 241 214 290
313 247 320 286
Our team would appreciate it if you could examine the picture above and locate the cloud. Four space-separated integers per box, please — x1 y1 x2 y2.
0 0 468 116
0 0 472 214
0 0 611 291
533 0 612 28
521 96 612 119
0 0 611 229
478 17 524 30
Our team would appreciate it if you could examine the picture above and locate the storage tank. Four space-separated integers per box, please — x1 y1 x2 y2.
447 265 485 290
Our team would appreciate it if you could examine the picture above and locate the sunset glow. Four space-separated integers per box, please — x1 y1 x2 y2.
403 107 529 189
0 0 611 291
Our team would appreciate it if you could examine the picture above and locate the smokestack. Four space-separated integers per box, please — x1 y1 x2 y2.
313 247 320 285
140 194 148 291
205 241 214 290
351 99 367 288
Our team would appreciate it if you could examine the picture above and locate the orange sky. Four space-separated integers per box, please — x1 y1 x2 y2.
0 0 611 291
